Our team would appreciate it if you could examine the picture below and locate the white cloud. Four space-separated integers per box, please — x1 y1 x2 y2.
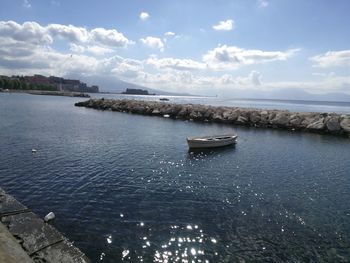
111 58 144 78
22 0 31 8
0 21 132 49
164 31 175 36
212 19 234 31
146 56 206 71
86 46 114 55
310 50 350 68
70 43 117 56
140 12 150 21
140 36 164 50
0 21 52 45
129 69 267 94
47 24 89 43
258 0 269 8
203 45 299 70
69 43 85 53
90 28 132 47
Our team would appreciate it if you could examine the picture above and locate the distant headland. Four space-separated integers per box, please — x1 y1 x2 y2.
0 74 99 94
121 88 155 95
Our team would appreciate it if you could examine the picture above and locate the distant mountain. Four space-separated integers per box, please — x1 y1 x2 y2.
66 74 191 96
220 88 350 103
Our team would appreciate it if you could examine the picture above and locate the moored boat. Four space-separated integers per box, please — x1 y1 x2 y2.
187 134 237 149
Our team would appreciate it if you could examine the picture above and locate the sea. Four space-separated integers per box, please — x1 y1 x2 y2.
0 92 350 262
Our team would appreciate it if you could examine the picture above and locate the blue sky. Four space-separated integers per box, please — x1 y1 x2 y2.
0 0 350 95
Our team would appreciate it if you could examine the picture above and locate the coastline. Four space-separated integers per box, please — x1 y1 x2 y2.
1 89 90 98
75 98 350 137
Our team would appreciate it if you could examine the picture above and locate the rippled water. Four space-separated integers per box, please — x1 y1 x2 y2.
1 93 350 262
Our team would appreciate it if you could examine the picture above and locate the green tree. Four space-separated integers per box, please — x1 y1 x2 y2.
4 79 14 89
21 82 28 90
13 79 21 90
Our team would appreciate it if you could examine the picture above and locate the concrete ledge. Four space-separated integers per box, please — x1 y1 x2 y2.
0 222 34 263
0 187 90 263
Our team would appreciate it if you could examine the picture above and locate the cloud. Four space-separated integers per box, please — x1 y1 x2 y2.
203 45 299 70
130 69 267 94
258 0 269 8
0 21 52 45
140 12 150 21
0 21 133 49
164 31 175 37
310 50 350 68
212 19 234 31
140 36 164 50
90 28 132 47
249 70 262 86
47 24 89 43
111 58 144 78
69 43 85 53
146 56 206 71
22 0 31 8
70 44 114 56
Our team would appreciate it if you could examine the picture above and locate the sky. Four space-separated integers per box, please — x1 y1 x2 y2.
0 0 350 96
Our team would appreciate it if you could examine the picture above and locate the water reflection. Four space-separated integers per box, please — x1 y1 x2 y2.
116 223 219 262
187 145 236 158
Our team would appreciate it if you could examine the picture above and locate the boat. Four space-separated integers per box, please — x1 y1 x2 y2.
159 98 169 101
187 134 237 149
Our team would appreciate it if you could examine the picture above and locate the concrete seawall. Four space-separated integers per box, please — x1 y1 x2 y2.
0 187 90 262
75 99 350 137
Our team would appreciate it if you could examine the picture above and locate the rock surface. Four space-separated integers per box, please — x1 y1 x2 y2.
75 99 350 137
0 188 89 262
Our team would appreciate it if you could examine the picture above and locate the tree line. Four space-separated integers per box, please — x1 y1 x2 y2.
0 76 57 91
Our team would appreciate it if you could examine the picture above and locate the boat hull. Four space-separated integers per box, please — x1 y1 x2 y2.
187 135 237 149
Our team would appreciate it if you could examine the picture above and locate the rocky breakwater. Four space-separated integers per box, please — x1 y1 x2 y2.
75 99 350 137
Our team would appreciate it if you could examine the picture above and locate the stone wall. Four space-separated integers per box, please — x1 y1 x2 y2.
75 99 350 137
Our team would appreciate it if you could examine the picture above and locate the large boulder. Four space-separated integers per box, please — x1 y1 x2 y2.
259 111 269 125
340 116 350 133
236 115 248 124
189 110 203 121
300 114 319 128
151 109 161 115
270 112 290 127
227 109 240 122
250 111 261 123
289 114 302 127
222 110 232 120
212 112 224 122
306 118 325 131
203 107 214 119
326 116 341 132
177 105 193 118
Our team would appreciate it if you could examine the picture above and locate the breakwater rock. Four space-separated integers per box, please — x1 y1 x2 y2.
75 99 350 137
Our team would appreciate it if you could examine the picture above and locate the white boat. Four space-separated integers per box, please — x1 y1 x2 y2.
187 134 237 149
